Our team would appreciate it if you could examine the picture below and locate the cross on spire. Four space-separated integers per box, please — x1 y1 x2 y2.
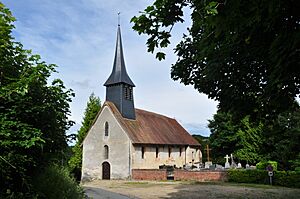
118 12 121 26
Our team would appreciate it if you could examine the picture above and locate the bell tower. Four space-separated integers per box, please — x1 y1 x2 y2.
104 25 136 120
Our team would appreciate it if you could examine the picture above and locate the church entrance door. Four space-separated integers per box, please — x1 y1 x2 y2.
102 162 110 180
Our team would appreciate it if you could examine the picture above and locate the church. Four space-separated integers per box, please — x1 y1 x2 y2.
82 25 202 180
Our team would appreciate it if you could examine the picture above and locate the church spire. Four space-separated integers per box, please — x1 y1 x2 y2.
104 25 135 87
104 24 136 120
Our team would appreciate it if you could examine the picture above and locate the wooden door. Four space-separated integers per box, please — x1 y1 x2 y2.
102 162 110 180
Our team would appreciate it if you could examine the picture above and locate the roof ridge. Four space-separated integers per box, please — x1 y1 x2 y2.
135 108 176 121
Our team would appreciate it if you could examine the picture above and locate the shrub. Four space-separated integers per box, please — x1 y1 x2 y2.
227 169 300 188
274 171 300 188
227 169 267 184
33 165 86 199
256 161 278 171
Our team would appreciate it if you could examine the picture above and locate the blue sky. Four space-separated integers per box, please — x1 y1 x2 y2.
3 0 218 136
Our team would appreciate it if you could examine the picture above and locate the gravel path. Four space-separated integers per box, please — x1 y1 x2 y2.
84 186 134 199
83 180 300 199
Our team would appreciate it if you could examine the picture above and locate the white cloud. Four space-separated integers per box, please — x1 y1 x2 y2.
3 0 218 136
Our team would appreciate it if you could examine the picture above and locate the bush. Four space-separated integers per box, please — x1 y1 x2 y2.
227 169 300 188
33 165 86 199
274 171 300 188
227 169 267 184
256 161 278 171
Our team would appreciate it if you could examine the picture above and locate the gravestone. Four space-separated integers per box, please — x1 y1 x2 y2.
216 164 223 170
209 164 216 170
246 163 250 169
205 161 213 169
230 154 237 168
237 163 242 168
224 154 230 169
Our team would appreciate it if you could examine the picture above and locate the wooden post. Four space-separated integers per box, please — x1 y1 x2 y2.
204 144 212 162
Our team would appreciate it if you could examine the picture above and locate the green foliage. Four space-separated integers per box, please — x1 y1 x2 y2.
289 153 300 171
208 112 237 163
33 165 86 199
256 161 278 171
209 113 265 164
227 169 267 184
264 109 300 169
69 93 101 180
227 169 300 188
132 0 300 118
132 0 300 169
0 2 74 197
235 116 263 163
274 171 300 188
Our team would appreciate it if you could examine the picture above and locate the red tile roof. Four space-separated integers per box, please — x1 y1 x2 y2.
105 101 200 146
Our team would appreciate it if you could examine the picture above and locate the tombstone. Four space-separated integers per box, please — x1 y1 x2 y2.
205 161 213 169
246 163 250 169
230 154 237 168
224 154 230 169
237 163 242 168
209 164 216 170
216 164 223 170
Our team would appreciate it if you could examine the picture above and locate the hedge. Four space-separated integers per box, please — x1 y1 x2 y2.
227 169 300 188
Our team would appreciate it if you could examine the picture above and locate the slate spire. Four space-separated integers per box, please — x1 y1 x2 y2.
104 25 135 87
104 24 136 120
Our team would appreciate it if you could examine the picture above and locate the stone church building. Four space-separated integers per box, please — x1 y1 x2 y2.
82 25 202 180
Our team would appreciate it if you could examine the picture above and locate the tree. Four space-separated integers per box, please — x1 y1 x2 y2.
265 108 300 169
132 0 300 169
235 116 263 164
69 93 101 180
208 112 238 163
131 0 300 118
0 2 74 197
209 112 264 164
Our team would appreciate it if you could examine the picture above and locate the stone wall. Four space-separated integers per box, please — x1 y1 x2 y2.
174 170 227 181
132 169 167 180
132 169 227 181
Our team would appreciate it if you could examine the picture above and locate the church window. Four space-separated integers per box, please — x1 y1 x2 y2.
168 147 172 158
104 145 109 159
179 147 182 157
156 147 159 158
141 146 145 159
104 122 109 136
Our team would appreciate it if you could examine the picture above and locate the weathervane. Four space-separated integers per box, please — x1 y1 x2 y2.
118 12 121 26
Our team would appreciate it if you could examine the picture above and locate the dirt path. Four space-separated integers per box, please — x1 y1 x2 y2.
83 180 300 199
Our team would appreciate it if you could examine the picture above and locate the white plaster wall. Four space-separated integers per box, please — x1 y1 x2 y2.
132 145 202 169
82 106 131 180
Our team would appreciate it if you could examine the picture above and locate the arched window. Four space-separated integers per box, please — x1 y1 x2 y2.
104 122 109 136
179 147 182 157
104 145 109 159
141 146 145 159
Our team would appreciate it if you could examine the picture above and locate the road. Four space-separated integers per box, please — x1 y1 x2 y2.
84 186 136 199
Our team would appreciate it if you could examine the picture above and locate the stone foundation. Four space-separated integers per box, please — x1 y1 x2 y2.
132 169 227 181
132 169 167 180
174 170 227 181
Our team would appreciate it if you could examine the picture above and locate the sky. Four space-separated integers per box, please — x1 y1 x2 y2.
3 0 218 137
